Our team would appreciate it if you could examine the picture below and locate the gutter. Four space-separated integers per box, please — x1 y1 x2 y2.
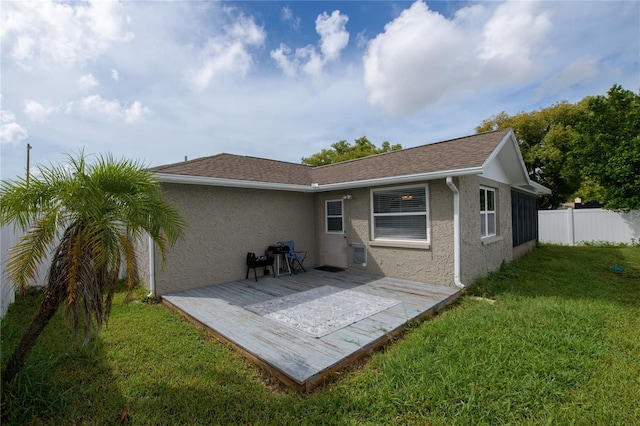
316 167 483 192
147 234 156 299
445 176 466 289
154 166 484 194
154 173 314 192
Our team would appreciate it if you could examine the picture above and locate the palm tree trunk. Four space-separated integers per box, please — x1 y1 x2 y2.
1 282 64 384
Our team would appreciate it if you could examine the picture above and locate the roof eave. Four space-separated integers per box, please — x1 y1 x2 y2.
528 181 553 195
314 167 485 191
483 129 552 196
155 167 486 193
154 173 315 192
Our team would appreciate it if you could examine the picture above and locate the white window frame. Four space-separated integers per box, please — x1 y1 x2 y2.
325 199 344 234
370 184 430 245
480 186 497 239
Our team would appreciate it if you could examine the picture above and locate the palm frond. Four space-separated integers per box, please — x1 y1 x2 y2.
6 211 64 291
1 151 185 347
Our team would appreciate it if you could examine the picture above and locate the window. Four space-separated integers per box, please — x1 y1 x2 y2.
480 187 496 238
371 185 429 241
326 199 343 234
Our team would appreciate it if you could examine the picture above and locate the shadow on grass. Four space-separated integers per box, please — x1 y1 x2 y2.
468 245 640 307
1 293 127 425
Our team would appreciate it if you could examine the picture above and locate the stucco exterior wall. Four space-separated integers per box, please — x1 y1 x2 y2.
458 175 513 285
153 183 316 295
133 234 151 291
330 180 455 287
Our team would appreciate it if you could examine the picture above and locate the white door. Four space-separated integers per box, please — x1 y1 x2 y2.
323 199 348 268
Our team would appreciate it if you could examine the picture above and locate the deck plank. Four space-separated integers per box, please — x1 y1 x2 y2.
162 269 460 391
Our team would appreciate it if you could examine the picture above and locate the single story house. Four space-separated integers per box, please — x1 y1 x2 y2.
138 129 550 296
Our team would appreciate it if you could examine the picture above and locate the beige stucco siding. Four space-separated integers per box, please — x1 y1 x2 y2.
153 183 316 295
458 175 513 285
328 180 455 287
139 174 525 295
134 234 151 291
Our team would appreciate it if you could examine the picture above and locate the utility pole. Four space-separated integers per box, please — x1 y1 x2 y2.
26 143 32 186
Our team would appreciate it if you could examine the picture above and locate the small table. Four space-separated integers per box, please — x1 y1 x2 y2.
268 245 291 277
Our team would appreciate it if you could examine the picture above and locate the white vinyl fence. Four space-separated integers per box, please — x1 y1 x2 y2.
1 224 131 318
1 225 51 318
538 208 640 246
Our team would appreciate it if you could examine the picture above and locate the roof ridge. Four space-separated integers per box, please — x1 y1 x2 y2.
151 152 311 172
150 153 228 171
239 154 312 168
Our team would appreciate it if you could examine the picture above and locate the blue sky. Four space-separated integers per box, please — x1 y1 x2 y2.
1 1 638 180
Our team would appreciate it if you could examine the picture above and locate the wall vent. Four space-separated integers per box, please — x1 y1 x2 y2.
351 244 367 267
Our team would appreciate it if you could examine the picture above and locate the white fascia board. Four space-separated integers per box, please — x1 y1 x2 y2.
483 130 552 195
155 166 485 193
482 130 513 168
512 180 553 196
529 181 552 195
315 167 484 191
482 130 529 181
154 173 315 192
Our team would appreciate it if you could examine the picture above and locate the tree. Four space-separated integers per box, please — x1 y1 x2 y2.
575 85 640 211
0 153 185 383
477 100 588 208
301 136 402 166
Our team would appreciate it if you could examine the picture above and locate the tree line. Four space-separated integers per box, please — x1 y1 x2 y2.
302 85 639 211
477 84 639 211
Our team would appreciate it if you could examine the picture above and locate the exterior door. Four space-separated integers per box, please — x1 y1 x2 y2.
323 199 348 268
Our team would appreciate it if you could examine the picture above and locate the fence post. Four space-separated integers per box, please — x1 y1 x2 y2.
566 208 575 246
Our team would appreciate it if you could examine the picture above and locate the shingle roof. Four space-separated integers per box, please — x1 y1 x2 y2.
151 129 511 186
309 129 509 185
150 154 314 185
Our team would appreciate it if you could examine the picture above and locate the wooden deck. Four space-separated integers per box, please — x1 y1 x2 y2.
162 269 461 391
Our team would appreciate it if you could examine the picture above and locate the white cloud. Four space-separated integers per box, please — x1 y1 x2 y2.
316 11 349 61
270 44 298 78
479 1 551 76
77 95 149 123
0 0 636 183
282 6 301 31
536 56 601 97
0 110 28 145
24 100 58 122
356 31 368 49
299 46 325 79
226 14 265 46
78 73 99 90
271 10 349 80
124 101 151 124
186 13 265 90
363 0 552 115
1 0 134 70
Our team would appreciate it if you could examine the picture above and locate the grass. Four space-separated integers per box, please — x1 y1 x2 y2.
2 245 639 425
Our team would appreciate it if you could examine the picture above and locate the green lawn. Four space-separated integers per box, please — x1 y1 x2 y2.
2 245 639 425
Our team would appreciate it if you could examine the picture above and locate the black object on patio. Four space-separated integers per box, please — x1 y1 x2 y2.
246 252 274 281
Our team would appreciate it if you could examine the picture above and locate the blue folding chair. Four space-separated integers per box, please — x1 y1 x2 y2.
283 241 307 274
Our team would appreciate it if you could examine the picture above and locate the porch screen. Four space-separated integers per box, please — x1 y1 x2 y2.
372 186 428 240
511 190 538 246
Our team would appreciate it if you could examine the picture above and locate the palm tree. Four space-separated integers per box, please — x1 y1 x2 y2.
1 153 185 383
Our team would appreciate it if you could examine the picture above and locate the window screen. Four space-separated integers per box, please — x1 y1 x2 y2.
326 200 343 233
480 187 497 238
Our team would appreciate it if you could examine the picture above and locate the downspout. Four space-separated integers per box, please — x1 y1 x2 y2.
445 177 466 289
147 234 156 299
